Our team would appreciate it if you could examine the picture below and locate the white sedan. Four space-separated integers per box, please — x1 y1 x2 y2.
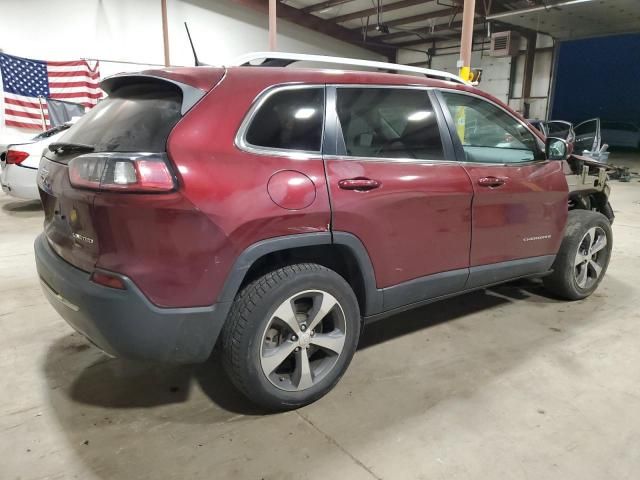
1 124 73 201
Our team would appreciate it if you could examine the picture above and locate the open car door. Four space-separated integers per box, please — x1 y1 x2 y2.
574 118 601 153
545 120 574 141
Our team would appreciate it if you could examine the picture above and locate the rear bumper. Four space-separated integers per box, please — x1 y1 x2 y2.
1 164 39 200
34 233 231 363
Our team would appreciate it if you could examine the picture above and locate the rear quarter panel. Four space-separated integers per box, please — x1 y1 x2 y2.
93 191 223 307
164 71 331 306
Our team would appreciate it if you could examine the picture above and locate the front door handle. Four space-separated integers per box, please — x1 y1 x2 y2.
338 178 381 191
477 176 506 188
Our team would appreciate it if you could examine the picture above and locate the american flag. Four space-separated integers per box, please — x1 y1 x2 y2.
0 53 101 130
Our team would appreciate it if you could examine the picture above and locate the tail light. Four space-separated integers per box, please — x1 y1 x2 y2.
68 153 175 192
6 150 29 165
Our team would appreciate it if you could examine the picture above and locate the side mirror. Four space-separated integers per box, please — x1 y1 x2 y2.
545 137 569 161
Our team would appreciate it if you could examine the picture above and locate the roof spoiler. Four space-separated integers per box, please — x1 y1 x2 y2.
100 74 206 115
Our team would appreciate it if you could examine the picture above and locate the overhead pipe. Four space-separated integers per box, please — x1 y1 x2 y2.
487 0 595 19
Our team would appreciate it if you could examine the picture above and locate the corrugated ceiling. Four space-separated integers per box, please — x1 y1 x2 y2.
486 0 640 40
285 0 640 44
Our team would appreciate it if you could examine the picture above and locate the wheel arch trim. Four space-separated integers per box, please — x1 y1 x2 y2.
216 231 383 316
332 232 383 315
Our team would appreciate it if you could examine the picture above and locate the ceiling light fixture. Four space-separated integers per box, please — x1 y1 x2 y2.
294 108 316 119
407 111 432 121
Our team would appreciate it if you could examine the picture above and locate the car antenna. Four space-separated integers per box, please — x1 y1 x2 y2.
184 22 203 66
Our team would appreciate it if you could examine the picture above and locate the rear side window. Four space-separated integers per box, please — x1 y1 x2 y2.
245 87 324 152
336 88 444 160
58 83 182 152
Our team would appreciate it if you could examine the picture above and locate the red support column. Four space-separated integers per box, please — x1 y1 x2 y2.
269 0 277 51
459 0 476 81
161 0 170 66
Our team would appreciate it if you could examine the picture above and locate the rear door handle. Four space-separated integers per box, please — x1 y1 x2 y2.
338 178 381 191
477 176 506 188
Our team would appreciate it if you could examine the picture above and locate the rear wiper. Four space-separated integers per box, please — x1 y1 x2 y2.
48 142 95 154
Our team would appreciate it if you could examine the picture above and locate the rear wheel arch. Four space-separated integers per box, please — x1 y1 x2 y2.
217 232 382 317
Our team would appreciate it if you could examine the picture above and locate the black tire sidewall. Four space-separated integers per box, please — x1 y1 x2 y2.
233 266 360 409
547 210 612 300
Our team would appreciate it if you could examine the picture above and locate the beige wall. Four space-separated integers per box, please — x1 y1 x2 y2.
0 0 380 140
398 33 555 120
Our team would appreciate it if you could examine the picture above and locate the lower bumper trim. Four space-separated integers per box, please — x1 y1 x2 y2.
40 279 80 311
35 233 230 363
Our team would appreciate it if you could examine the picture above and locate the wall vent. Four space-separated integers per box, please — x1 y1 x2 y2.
490 31 521 57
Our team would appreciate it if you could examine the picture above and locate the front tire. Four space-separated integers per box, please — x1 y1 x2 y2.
600 201 614 224
221 263 361 411
543 210 612 300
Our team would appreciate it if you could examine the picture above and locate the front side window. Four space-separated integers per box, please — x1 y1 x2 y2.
336 88 444 160
441 91 541 164
245 87 324 152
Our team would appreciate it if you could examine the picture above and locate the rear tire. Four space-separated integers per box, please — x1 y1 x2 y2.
221 263 361 411
543 210 612 300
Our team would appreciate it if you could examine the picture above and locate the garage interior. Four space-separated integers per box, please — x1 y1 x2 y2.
1 1 640 479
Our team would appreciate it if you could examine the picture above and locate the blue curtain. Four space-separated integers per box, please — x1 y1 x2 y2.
551 33 640 123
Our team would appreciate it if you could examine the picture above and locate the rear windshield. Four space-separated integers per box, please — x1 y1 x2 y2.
58 83 182 152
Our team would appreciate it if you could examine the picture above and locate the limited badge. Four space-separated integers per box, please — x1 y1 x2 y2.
72 232 94 244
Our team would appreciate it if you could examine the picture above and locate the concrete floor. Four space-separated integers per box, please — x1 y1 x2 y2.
1 153 639 480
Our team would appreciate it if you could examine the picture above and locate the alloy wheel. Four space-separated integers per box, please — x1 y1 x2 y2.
260 290 347 392
574 226 607 289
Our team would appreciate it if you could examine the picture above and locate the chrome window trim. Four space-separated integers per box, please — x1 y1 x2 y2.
436 88 547 164
328 83 435 90
328 84 451 165
235 83 325 159
458 159 552 167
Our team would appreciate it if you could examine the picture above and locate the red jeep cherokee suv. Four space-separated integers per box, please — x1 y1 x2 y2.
35 54 612 410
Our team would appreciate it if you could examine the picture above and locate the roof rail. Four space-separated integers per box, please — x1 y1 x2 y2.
230 52 470 86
